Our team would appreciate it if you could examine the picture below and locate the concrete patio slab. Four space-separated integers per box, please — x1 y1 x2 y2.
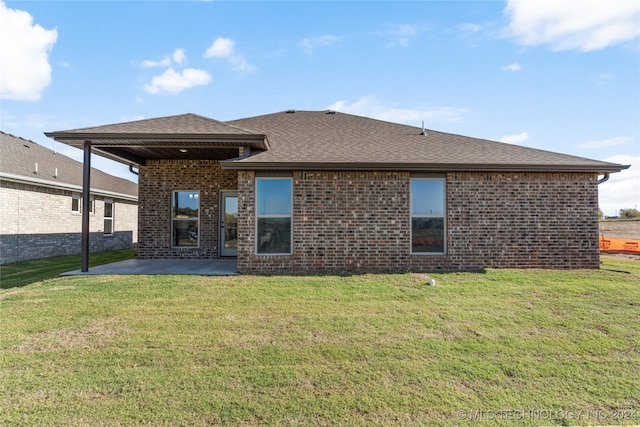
61 258 237 276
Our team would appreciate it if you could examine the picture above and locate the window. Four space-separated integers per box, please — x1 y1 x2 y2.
411 178 445 254
172 191 199 247
71 194 94 214
104 200 114 235
256 178 292 255
71 194 81 213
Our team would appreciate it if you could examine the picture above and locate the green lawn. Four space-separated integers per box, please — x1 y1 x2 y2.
0 248 137 289
1 259 638 426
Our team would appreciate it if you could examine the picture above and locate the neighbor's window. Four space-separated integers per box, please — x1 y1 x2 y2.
71 194 94 214
104 200 114 235
71 194 81 213
256 178 292 255
411 178 445 254
172 191 199 247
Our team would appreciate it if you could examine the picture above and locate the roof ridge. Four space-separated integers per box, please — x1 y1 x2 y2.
50 113 261 135
218 118 262 135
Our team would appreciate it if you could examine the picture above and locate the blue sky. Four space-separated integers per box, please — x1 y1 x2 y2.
1 0 639 215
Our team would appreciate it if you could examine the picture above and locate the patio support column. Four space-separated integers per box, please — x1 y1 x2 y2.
81 141 91 272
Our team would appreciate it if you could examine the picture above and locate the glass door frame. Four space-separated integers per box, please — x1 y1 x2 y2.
220 190 238 257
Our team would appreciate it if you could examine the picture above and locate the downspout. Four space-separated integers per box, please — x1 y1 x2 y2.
129 164 139 176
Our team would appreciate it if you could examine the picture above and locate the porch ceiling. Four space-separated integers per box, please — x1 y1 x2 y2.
94 145 245 165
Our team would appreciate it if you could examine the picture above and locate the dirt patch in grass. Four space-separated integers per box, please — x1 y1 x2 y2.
13 319 127 352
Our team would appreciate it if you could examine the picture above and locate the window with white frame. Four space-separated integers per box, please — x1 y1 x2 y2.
103 200 114 235
256 177 292 255
411 177 445 254
71 194 81 213
71 194 94 214
172 191 199 247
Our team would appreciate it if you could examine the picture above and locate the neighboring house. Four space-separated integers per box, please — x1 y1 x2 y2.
45 111 628 273
0 131 138 264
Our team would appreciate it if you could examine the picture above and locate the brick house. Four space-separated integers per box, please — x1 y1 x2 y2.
0 131 138 264
45 111 627 273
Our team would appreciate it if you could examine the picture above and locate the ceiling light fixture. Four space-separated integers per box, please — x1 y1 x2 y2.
179 149 188 153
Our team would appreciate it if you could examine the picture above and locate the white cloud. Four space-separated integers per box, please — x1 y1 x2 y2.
499 132 529 144
172 48 185 65
327 96 467 125
503 63 521 71
599 154 640 215
0 1 57 101
579 136 631 149
205 37 234 58
205 37 255 72
298 35 340 55
142 48 186 67
142 57 172 68
504 0 640 51
144 68 211 94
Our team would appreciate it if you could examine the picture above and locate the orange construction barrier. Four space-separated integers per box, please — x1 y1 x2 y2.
599 237 640 253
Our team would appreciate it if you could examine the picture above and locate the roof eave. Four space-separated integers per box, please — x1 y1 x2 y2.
0 172 138 201
220 161 630 174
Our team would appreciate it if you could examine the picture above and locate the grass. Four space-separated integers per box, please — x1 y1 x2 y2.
0 248 137 289
0 259 638 426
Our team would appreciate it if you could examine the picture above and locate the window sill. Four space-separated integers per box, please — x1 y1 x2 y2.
255 253 292 256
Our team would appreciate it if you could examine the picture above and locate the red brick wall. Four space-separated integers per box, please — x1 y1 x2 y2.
137 160 237 259
237 171 600 273
445 172 599 270
137 165 599 269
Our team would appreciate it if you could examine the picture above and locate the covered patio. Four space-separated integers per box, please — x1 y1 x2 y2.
45 114 265 272
61 258 237 276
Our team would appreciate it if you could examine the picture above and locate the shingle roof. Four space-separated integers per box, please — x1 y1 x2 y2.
45 111 628 174
1 131 137 198
45 114 268 166
54 113 256 135
224 110 626 173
